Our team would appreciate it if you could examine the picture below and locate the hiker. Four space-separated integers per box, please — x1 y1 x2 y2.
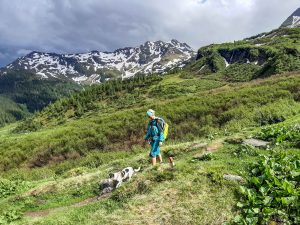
144 109 164 166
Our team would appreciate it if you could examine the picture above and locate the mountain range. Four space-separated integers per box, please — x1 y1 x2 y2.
0 6 300 225
0 40 195 84
0 7 299 127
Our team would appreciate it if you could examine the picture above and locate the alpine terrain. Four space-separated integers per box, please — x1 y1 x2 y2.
281 7 300 28
0 6 299 225
0 40 195 84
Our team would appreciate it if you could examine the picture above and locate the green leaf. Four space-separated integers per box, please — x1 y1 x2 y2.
237 202 244 208
233 215 242 223
259 186 268 196
252 208 260 214
250 177 260 186
291 171 300 177
240 186 247 195
262 207 275 215
263 196 273 205
273 177 281 186
282 181 293 194
281 196 297 206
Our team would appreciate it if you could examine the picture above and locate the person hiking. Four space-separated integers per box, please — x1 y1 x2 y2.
144 109 164 166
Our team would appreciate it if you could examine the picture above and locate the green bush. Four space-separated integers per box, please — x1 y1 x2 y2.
233 152 300 225
253 99 299 126
0 209 22 224
0 178 26 198
256 123 300 147
233 144 258 157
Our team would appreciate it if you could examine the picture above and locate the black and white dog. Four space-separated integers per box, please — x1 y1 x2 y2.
121 167 141 181
109 166 141 188
109 171 124 188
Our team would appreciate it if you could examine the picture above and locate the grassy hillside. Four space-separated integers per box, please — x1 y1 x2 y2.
0 28 299 225
0 95 29 127
189 28 300 81
1 28 299 127
0 112 299 224
0 70 81 127
0 69 299 224
0 71 298 171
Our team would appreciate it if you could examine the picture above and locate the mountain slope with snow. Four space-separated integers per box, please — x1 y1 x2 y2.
0 40 195 84
280 7 300 28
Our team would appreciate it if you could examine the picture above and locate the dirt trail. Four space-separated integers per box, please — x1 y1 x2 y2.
206 139 224 152
24 194 110 218
24 139 224 219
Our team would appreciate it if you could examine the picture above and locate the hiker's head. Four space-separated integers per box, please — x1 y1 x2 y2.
146 109 155 120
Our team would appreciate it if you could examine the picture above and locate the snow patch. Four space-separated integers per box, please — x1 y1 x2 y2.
291 16 300 27
3 40 196 83
72 75 88 82
223 57 230 67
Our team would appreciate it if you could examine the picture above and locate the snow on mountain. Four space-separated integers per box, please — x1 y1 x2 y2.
280 8 300 28
0 40 195 84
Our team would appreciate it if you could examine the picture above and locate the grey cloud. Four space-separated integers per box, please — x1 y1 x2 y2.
0 0 299 66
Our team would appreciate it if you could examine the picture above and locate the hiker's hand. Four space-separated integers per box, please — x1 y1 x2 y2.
159 142 163 146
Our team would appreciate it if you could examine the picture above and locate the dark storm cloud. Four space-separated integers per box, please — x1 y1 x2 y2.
0 0 299 66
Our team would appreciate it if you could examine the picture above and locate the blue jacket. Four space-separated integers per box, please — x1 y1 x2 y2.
144 117 165 142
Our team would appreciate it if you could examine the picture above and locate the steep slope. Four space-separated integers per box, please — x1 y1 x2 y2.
0 71 299 225
4 71 300 169
0 95 29 127
189 28 300 81
0 40 195 84
281 7 300 28
0 70 81 126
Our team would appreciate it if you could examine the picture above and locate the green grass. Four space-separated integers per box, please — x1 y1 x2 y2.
1 72 300 172
0 98 299 224
0 139 237 224
189 28 300 81
0 32 299 223
2 123 297 225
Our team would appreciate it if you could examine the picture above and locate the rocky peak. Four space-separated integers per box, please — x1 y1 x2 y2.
280 7 300 28
0 40 196 84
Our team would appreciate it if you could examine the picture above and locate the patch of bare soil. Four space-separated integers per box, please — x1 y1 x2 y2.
24 194 110 218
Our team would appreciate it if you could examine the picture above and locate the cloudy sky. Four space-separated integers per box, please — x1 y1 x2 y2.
0 0 299 67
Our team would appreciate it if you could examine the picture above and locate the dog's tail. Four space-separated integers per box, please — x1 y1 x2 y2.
134 167 141 172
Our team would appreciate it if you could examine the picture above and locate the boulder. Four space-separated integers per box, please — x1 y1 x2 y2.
243 138 269 148
223 174 244 182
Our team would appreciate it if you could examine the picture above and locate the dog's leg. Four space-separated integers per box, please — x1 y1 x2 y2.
116 180 122 188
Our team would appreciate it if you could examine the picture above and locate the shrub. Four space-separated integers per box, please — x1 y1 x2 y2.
0 209 22 224
232 152 300 225
233 144 258 157
0 178 18 198
256 123 300 147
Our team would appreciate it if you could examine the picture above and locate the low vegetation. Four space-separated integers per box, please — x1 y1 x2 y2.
0 28 299 224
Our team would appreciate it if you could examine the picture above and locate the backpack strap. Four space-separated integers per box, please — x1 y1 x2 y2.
155 117 164 133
